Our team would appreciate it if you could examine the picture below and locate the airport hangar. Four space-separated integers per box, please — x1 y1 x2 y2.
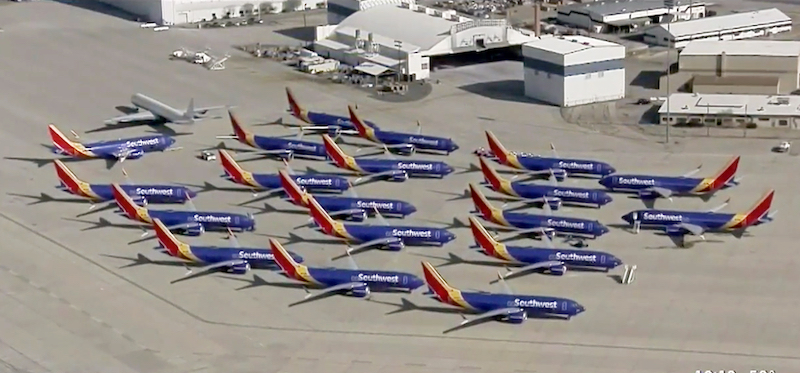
556 0 707 34
658 93 800 128
312 1 540 81
523 35 626 107
663 40 800 95
94 0 321 25
643 8 792 49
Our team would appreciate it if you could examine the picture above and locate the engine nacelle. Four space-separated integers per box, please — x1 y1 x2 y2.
388 170 409 182
182 224 205 236
386 238 405 251
551 169 567 181
548 264 567 276
637 189 659 200
348 210 367 222
665 225 687 237
127 149 145 160
395 144 415 156
351 284 370 298
546 198 562 210
229 262 251 274
506 310 527 324
278 150 295 161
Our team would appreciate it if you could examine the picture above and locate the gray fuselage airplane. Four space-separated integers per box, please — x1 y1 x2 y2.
104 93 226 125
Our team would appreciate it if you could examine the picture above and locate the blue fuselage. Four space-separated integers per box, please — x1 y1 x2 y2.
81 184 195 204
343 225 456 246
461 293 584 319
306 268 424 292
374 130 459 154
352 159 454 178
307 112 379 134
53 136 175 159
509 182 613 207
515 156 615 177
499 246 623 271
500 211 609 238
251 135 327 159
187 246 304 268
621 210 739 231
599 175 705 194
238 173 350 193
314 196 417 217
146 210 256 233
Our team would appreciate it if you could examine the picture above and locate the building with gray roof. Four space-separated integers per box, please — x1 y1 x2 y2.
557 0 706 33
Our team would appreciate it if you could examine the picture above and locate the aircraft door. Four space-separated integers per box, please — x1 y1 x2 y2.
403 276 408 285
562 302 567 312
234 216 240 225
435 163 441 172
435 230 440 240
600 255 606 264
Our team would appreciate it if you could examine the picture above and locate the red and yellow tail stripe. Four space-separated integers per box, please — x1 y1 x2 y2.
468 216 515 262
269 238 317 284
219 149 259 187
49 124 94 158
421 262 471 309
53 160 100 200
153 218 199 261
485 131 523 169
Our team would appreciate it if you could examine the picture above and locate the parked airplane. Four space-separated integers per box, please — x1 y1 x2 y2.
104 93 226 125
270 238 424 305
479 157 613 209
469 183 609 239
322 134 453 183
621 189 776 247
306 194 456 253
348 105 459 155
49 124 178 168
111 183 255 236
421 261 585 333
219 149 350 197
468 217 623 280
599 156 741 201
54 159 196 211
217 109 327 160
479 131 616 179
152 218 303 283
279 169 416 221
285 87 377 135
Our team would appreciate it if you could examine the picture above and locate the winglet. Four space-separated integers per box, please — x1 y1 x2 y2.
347 105 370 139
468 183 497 221
468 216 503 257
153 218 192 260
306 194 336 235
740 189 775 226
53 159 91 197
269 238 299 278
321 134 352 168
228 109 249 143
278 169 309 206
111 183 146 221
49 124 89 157
286 87 308 122
709 156 741 191
478 156 505 191
485 131 515 167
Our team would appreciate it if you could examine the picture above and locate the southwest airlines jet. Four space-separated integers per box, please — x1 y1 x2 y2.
421 262 584 333
621 189 776 247
348 105 459 155
285 87 378 135
599 156 741 201
49 124 177 169
218 109 327 160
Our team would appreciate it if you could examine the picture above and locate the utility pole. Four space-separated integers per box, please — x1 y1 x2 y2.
664 0 674 144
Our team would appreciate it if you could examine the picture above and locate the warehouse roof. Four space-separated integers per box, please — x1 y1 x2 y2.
659 93 800 116
558 0 703 18
650 8 791 39
680 40 800 57
524 35 621 55
336 4 458 51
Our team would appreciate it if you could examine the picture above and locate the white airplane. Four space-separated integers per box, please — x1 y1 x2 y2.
104 94 227 125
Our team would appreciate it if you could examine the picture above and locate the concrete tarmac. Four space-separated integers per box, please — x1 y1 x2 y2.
0 2 798 372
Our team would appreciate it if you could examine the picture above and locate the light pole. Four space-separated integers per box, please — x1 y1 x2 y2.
664 0 674 144
394 40 403 82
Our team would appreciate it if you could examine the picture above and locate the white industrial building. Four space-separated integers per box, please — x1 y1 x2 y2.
326 0 404 24
658 93 800 128
95 0 320 25
557 0 706 33
313 2 538 81
643 8 792 49
522 36 626 107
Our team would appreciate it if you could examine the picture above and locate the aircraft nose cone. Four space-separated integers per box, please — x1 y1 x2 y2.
443 164 454 175
604 165 616 175
598 176 611 188
602 194 613 205
621 212 634 225
186 189 198 199
445 231 456 242
450 142 460 152
405 204 418 215
612 256 624 268
574 302 586 314
598 224 610 235
409 276 425 290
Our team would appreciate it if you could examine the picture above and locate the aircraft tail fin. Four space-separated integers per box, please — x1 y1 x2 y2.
468 216 503 256
228 109 249 143
485 131 513 165
53 159 90 195
184 98 196 120
48 124 89 157
111 183 147 221
306 194 336 235
739 189 775 227
708 156 741 191
478 156 506 191
153 218 192 259
219 149 248 183
468 183 500 221
278 169 308 206
269 238 303 278
321 134 354 168
347 105 370 138
421 261 461 304
285 87 306 122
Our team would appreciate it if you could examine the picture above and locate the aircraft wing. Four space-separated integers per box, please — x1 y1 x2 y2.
447 307 525 333
105 111 160 125
499 260 565 281
645 187 673 199
673 223 706 236
194 105 227 115
682 164 703 178
346 237 403 255
327 208 366 219
295 281 368 305
141 221 201 238
707 198 730 213
172 259 246 283
352 170 404 185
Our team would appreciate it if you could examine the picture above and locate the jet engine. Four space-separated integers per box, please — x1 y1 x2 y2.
348 210 368 222
183 224 205 236
637 189 660 200
548 264 567 276
388 170 409 182
385 238 405 251
665 225 687 237
506 310 527 324
545 198 562 211
229 262 251 274
126 149 145 160
551 169 568 181
395 144 415 156
351 284 370 298
279 150 295 162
